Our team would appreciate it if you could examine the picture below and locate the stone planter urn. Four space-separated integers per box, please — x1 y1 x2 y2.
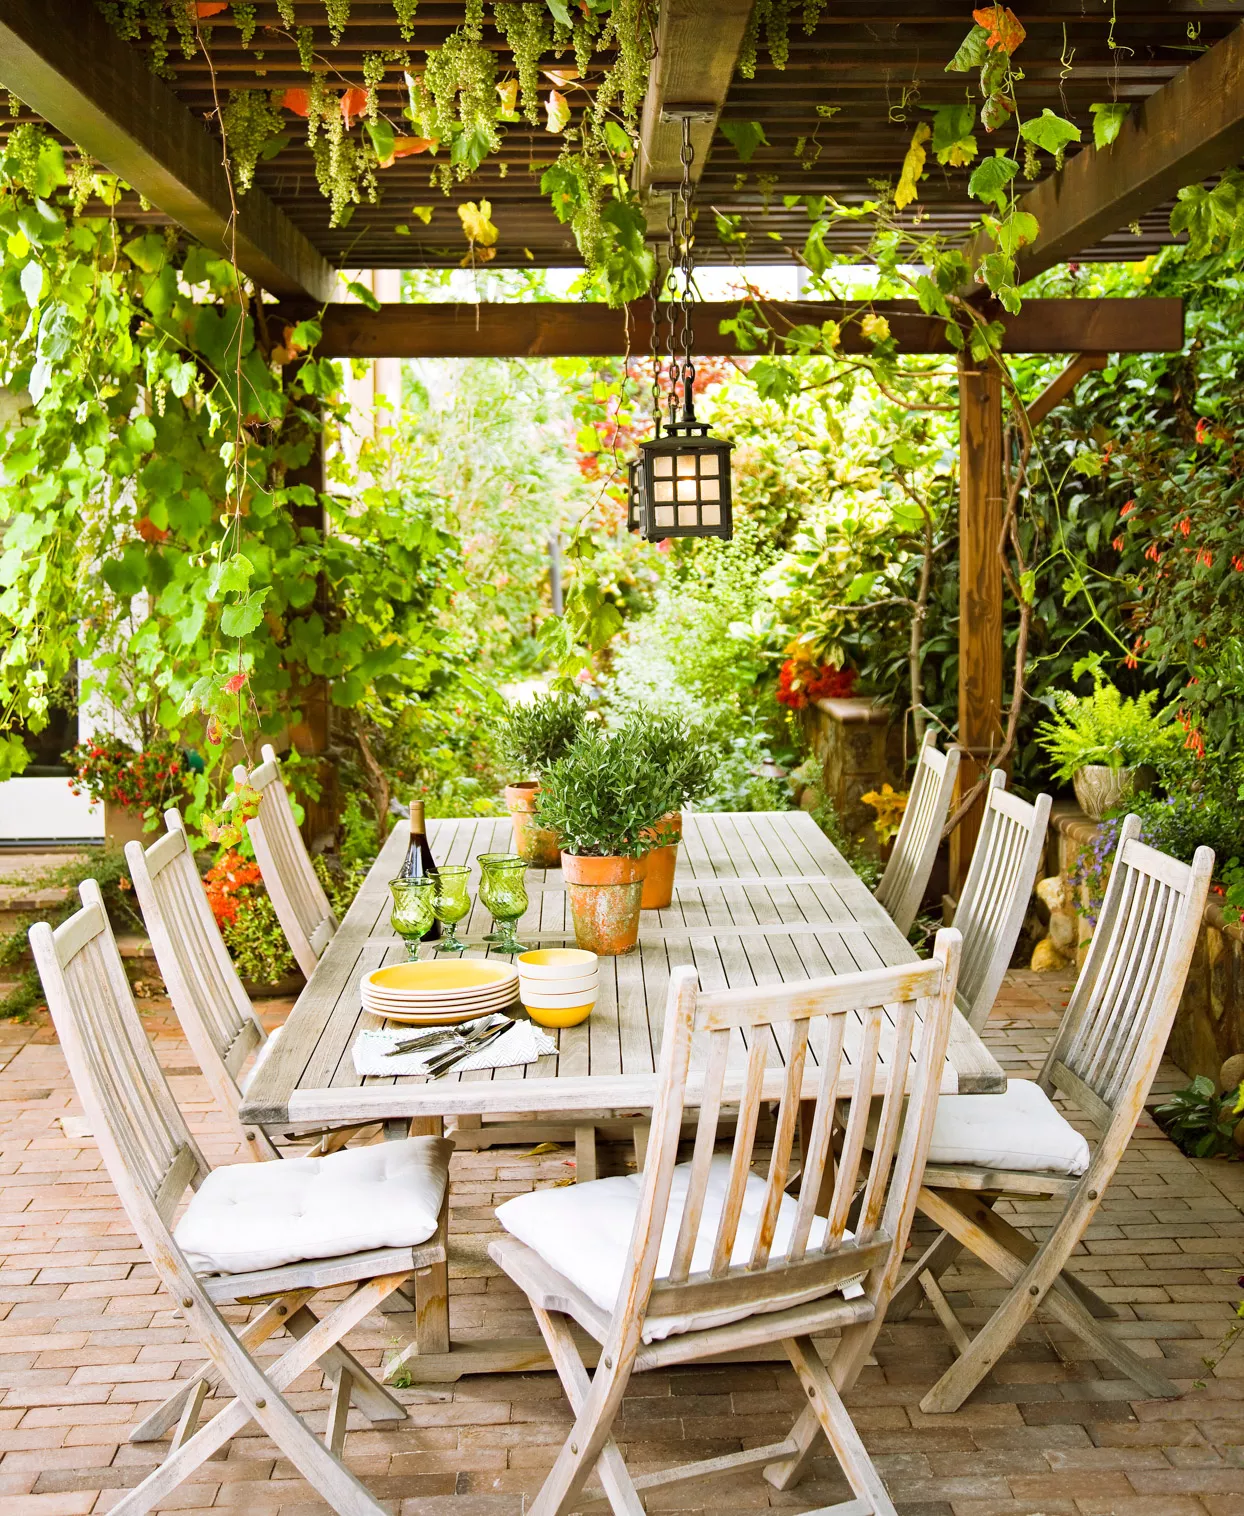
1071 764 1153 821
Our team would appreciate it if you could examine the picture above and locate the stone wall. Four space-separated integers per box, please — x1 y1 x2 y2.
1034 803 1244 1088
801 697 897 855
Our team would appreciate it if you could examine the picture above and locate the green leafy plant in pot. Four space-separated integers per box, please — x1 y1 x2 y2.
497 690 588 867
621 711 719 909
534 726 680 955
1035 682 1179 820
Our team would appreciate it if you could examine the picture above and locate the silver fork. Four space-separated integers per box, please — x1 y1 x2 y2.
383 1013 508 1057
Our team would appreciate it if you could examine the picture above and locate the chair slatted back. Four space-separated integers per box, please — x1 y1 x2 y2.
126 811 277 1158
234 744 336 979
29 883 208 1227
953 772 1052 1031
875 732 962 936
1042 817 1213 1130
610 932 961 1350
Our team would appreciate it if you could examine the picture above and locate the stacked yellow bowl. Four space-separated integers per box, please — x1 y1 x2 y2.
517 948 599 1028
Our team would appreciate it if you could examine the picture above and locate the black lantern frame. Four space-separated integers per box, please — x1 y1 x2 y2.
638 422 733 540
626 457 647 535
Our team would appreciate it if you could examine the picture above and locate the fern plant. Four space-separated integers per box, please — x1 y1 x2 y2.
1035 682 1180 782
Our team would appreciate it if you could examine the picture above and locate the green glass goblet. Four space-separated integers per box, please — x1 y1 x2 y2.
477 852 530 955
389 876 436 960
430 865 472 955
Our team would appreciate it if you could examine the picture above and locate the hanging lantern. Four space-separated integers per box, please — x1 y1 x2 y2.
626 458 647 535
639 113 733 543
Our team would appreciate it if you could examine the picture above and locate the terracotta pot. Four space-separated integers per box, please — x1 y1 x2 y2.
640 811 682 910
561 853 647 956
1072 764 1153 822
103 801 151 852
504 780 561 868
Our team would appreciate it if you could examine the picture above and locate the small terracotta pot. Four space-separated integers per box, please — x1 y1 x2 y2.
504 780 561 868
561 853 647 956
640 811 683 910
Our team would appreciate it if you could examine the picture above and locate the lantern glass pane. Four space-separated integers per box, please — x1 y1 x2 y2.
676 478 697 501
701 503 721 526
700 453 719 476
678 505 699 526
654 480 674 502
676 452 696 477
701 478 720 501
654 505 675 527
654 455 673 477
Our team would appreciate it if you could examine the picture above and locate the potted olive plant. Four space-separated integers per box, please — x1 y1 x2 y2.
534 726 679 955
1035 682 1179 820
623 711 718 909
497 690 588 867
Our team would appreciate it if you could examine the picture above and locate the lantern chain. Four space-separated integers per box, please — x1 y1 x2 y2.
649 256 662 439
665 189 680 432
677 114 696 422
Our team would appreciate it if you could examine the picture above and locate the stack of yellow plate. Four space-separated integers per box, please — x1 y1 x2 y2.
361 960 519 1025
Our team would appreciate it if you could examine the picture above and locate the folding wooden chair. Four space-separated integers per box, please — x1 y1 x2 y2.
489 931 962 1516
947 771 1051 1032
874 730 961 936
234 743 337 978
893 817 1213 1413
30 881 451 1516
125 809 375 1160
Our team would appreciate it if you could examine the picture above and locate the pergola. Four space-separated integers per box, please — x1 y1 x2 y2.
1 0 1240 873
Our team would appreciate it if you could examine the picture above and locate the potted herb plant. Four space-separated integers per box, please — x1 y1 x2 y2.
1035 682 1178 820
623 711 718 909
534 726 679 955
497 690 588 867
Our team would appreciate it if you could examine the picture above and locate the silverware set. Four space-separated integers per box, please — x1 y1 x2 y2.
384 1012 513 1077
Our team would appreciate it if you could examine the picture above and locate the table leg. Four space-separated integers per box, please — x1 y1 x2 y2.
383 1117 450 1349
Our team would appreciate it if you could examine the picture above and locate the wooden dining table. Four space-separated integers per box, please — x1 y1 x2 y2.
241 809 1005 1381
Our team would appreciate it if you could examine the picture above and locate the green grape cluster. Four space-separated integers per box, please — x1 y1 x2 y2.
6 123 47 192
67 155 96 215
324 0 352 45
362 52 387 119
417 30 500 182
297 26 316 72
306 73 376 224
276 0 296 23
234 2 258 47
221 90 286 195
494 2 551 125
463 0 485 39
393 0 420 42
738 0 796 77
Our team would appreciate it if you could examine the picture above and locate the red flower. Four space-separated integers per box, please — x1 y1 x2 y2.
1178 516 1191 537
1196 417 1210 444
1144 542 1161 562
1112 535 1124 552
1120 499 1135 517
1232 555 1244 572
1196 547 1214 568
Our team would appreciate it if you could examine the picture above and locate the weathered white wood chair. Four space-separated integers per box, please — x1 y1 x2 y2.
233 744 336 978
30 880 451 1516
874 730 962 936
125 809 372 1161
488 931 963 1516
892 817 1213 1414
948 771 1051 1032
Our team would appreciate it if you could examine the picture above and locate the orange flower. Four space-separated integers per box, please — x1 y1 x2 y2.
1178 516 1191 536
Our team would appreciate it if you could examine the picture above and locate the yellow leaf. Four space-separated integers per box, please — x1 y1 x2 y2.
497 78 518 114
411 205 433 224
545 88 570 135
860 313 891 343
458 199 499 246
894 122 930 211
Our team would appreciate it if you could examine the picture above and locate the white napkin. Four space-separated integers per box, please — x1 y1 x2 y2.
352 1020 558 1077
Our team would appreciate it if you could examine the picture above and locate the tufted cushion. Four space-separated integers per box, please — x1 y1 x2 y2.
496 1156 863 1343
928 1079 1091 1176
176 1135 451 1275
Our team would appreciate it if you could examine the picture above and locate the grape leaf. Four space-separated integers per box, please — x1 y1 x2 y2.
930 102 978 166
972 5 1026 54
945 22 991 72
718 120 769 164
895 123 930 210
1019 108 1081 158
967 152 1018 210
1090 102 1129 149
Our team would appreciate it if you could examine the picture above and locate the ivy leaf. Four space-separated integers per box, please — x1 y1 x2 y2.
930 102 978 167
1020 108 1081 159
343 278 382 311
221 587 269 640
894 122 930 210
451 120 494 173
945 23 991 72
207 552 254 602
718 120 768 164
972 6 1026 54
1090 102 1129 149
967 152 1018 210
752 359 800 405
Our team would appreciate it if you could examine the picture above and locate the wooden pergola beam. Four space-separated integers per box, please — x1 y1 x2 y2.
285 297 1183 360
633 0 756 213
0 0 336 302
1010 21 1244 281
1026 353 1108 427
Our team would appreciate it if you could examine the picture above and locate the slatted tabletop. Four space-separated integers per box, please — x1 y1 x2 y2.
241 811 1004 1130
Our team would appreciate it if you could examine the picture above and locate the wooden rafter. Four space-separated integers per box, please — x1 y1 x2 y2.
1007 21 1244 281
633 0 757 218
277 297 1183 360
0 0 336 302
1025 353 1108 426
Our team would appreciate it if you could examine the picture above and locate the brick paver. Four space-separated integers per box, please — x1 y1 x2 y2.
0 970 1240 1515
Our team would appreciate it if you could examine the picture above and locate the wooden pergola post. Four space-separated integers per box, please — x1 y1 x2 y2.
951 354 1004 894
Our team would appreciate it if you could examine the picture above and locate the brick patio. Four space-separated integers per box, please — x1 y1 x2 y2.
0 970 1241 1516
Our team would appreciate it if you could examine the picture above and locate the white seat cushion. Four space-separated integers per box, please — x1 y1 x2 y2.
496 1155 863 1343
176 1136 451 1275
929 1079 1091 1176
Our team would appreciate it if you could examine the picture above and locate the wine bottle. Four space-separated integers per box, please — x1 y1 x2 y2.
397 800 442 940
